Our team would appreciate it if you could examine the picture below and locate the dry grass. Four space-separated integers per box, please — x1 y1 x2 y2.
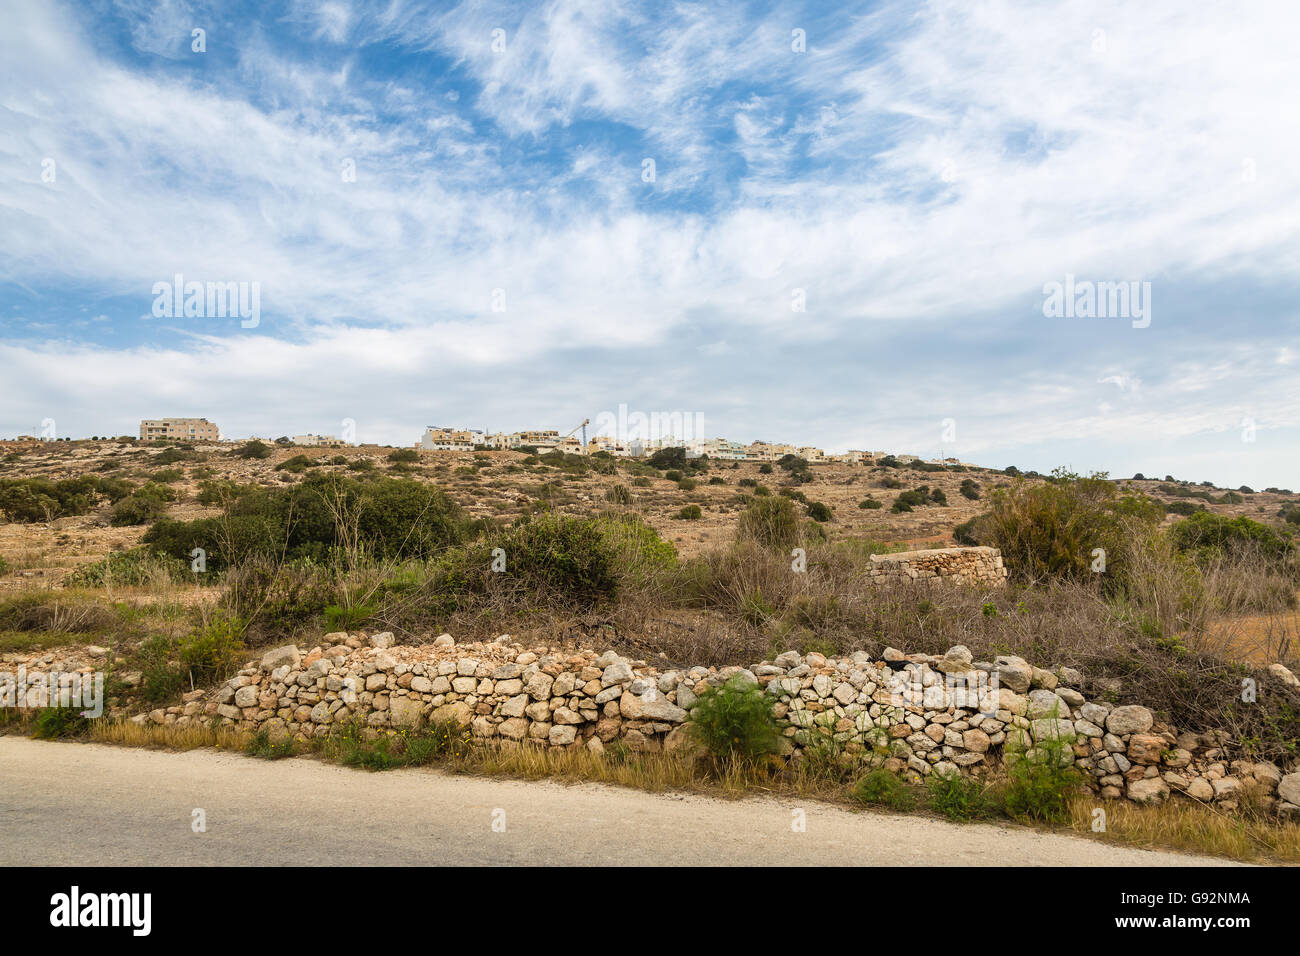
1065 793 1300 864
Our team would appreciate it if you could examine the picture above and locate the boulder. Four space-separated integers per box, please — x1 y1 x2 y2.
1277 772 1300 807
1105 705 1153 736
261 645 300 670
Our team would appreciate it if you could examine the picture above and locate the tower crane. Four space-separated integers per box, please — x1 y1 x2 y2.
563 418 590 454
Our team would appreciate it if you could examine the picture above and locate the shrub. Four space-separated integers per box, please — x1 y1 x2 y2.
853 768 917 811
1169 511 1293 564
959 479 981 500
664 470 683 482
245 729 298 760
926 771 995 821
982 469 1162 585
677 504 703 520
858 497 882 510
234 440 272 459
66 548 186 588
758 463 773 474
0 476 120 522
1002 738 1083 823
737 496 800 551
806 501 832 522
110 483 175 526
143 475 469 571
32 707 91 740
605 483 632 505
677 478 697 492
276 454 315 474
687 676 783 762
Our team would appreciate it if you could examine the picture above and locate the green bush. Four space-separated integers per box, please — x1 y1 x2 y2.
0 476 124 522
926 770 995 821
677 478 697 491
664 470 683 483
677 504 703 520
858 497 882 510
32 707 92 740
140 616 246 703
276 454 315 474
852 768 917 811
234 440 272 459
806 501 832 522
388 448 420 464
737 496 800 551
143 475 469 571
1169 511 1294 563
687 676 783 762
1002 739 1083 823
758 463 773 474
110 483 176 526
983 469 1162 585
959 479 981 500
66 548 187 588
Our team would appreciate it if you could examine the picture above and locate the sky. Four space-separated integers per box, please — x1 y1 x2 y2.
1 0 1297 488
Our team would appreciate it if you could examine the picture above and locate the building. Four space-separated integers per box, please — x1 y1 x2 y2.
292 434 349 447
140 418 219 441
419 426 478 451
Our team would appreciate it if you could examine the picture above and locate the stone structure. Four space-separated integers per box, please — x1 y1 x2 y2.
869 546 1008 586
122 632 1298 815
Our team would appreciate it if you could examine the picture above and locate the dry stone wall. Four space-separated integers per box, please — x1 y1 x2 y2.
868 546 1008 586
128 630 1300 815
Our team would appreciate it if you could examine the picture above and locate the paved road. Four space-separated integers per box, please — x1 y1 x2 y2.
0 737 1235 866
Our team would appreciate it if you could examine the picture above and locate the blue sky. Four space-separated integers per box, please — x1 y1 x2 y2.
2 0 1297 487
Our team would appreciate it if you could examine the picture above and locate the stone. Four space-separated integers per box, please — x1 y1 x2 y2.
1266 663 1299 688
371 631 395 649
1105 705 1153 736
549 725 577 746
389 696 423 728
1126 733 1165 764
993 655 1032 694
524 672 554 700
1277 772 1300 807
431 701 472 726
1126 778 1168 804
601 662 633 686
261 645 300 670
433 633 454 647
936 645 973 675
233 685 258 708
618 690 688 722
1212 777 1242 800
498 717 528 740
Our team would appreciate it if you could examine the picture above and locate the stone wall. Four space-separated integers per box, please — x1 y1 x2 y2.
129 630 1300 815
868 546 1007 587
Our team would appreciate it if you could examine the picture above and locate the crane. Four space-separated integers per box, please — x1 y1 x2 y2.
563 418 590 454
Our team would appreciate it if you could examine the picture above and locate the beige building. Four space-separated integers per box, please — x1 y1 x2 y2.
419 427 478 451
292 434 349 447
140 418 219 441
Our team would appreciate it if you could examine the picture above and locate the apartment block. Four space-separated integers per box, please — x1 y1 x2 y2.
419 426 479 451
139 418 220 441
292 434 349 447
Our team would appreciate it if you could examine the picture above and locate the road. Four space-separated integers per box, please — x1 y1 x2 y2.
0 736 1236 866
